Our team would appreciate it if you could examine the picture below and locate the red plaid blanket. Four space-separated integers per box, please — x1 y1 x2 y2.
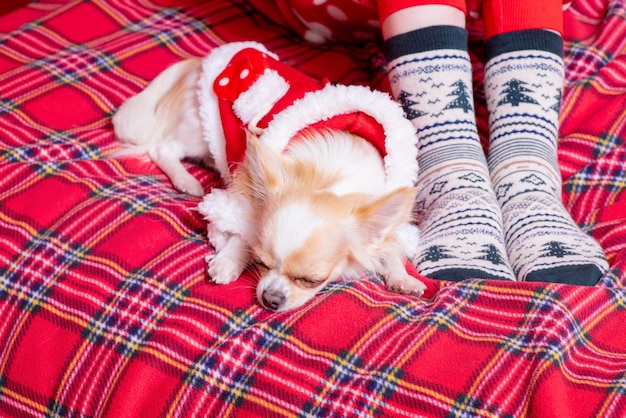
1 0 625 416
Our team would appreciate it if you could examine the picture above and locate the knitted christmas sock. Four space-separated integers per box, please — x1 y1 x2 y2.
484 29 609 284
385 26 515 281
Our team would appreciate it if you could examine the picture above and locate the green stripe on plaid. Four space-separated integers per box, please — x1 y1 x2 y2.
302 360 405 417
257 320 293 351
81 268 188 358
89 181 158 214
366 364 405 400
386 301 423 324
32 161 68 177
218 308 257 334
446 393 515 418
453 280 486 302
42 131 102 160
524 286 563 312
183 312 293 407
608 287 626 310
608 373 626 395
386 302 459 331
300 351 366 416
2 133 102 162
564 133 626 197
46 399 69 418
1 228 89 313
183 348 256 407
28 45 120 85
566 162 626 196
425 309 460 332
184 314 245 391
0 267 53 315
0 146 33 162
498 287 590 360
127 8 210 47
387 282 477 329
326 350 364 384
592 132 624 159
0 96 19 115
183 353 211 390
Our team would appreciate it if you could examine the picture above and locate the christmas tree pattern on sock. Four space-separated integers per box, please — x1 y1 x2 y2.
385 26 515 281
485 30 608 284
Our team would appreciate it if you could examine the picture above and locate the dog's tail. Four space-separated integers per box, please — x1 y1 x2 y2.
111 58 200 154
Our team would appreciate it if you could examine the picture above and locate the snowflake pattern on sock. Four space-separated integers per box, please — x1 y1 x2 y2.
485 36 609 284
386 27 515 282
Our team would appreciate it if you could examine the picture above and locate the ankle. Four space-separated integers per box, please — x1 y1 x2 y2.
381 5 465 39
379 0 467 22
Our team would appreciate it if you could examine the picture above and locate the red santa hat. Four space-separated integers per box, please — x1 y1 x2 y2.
197 42 418 190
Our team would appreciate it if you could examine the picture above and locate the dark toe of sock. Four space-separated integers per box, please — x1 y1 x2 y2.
524 264 604 286
427 268 513 282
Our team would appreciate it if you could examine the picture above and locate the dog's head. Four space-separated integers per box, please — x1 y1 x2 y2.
238 132 416 312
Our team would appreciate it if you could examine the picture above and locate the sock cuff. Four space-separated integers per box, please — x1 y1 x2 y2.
485 30 563 62
482 0 563 39
384 25 468 61
379 0 467 24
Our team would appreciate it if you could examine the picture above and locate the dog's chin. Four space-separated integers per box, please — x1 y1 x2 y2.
256 271 327 312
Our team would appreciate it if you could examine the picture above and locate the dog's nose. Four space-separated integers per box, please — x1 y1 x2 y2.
261 289 285 311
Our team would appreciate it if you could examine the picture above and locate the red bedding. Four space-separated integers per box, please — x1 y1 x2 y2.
0 0 625 416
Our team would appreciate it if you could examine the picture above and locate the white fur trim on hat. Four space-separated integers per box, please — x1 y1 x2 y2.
233 69 290 132
197 41 278 183
258 84 419 189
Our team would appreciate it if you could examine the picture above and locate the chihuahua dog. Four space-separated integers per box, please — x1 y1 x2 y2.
113 42 425 311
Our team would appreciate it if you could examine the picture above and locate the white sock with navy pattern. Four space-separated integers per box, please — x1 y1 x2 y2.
385 26 515 281
485 30 608 284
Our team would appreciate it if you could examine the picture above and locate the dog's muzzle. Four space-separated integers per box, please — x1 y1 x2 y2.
261 289 285 311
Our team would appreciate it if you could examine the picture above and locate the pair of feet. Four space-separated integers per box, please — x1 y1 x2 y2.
385 26 609 285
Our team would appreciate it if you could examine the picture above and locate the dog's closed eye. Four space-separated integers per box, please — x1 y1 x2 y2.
292 276 324 288
254 260 269 270
253 257 323 288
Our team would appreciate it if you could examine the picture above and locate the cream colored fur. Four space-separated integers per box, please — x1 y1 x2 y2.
112 45 425 311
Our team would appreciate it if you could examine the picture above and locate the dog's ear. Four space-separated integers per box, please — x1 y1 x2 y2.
354 187 417 247
242 130 285 202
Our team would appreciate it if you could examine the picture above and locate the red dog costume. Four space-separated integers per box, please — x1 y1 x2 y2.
197 42 421 268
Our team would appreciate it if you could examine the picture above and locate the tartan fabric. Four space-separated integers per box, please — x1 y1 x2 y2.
0 0 625 416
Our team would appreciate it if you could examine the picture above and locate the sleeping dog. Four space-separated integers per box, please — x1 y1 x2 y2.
112 42 425 311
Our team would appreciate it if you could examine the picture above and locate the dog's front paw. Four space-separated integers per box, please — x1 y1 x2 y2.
173 175 204 197
206 253 246 284
386 274 426 296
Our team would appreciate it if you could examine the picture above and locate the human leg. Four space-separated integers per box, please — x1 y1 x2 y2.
483 0 609 284
380 1 515 281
